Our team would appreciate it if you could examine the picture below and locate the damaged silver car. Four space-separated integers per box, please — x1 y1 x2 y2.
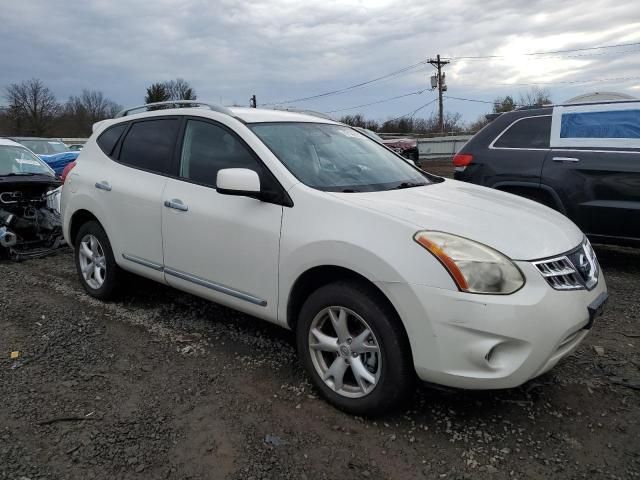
0 139 64 260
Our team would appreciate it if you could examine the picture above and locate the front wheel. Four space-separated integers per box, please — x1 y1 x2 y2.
296 281 414 416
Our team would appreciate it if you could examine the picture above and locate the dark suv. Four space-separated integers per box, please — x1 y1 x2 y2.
453 101 640 247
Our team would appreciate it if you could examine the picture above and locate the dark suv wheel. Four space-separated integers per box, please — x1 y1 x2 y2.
296 281 414 416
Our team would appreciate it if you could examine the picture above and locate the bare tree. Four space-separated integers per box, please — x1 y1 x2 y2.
380 111 462 134
67 90 121 122
64 90 122 135
339 114 379 131
164 78 196 101
5 78 59 136
518 87 552 107
467 115 491 132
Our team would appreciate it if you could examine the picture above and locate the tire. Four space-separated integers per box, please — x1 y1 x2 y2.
296 281 414 416
74 221 120 300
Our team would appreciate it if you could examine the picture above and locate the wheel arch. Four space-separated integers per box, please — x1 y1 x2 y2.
492 181 566 214
69 209 103 247
286 265 412 358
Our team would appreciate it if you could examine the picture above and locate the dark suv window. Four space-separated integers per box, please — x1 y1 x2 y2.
119 119 179 174
97 123 127 157
179 119 270 187
493 116 551 149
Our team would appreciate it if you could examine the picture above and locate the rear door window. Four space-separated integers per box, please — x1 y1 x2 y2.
118 118 179 174
493 116 551 149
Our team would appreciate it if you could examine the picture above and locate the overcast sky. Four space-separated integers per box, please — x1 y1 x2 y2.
1 0 639 123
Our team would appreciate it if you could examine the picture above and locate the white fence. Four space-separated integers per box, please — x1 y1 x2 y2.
418 135 473 161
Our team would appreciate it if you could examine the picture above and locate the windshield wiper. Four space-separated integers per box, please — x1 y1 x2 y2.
392 181 423 190
341 188 361 193
5 172 37 176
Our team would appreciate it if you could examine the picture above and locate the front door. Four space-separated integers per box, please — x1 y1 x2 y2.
161 118 283 320
541 149 640 240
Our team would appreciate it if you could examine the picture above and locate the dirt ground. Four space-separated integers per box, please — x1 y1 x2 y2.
1 243 639 480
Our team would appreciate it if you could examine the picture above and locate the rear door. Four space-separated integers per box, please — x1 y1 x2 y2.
101 117 180 282
543 103 640 241
480 114 552 188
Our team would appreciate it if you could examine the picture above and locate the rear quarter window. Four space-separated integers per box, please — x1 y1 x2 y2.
97 123 128 157
493 116 551 149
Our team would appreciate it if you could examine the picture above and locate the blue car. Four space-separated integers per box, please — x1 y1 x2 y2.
8 137 79 175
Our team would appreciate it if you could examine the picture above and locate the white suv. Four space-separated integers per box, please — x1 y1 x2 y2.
61 101 608 415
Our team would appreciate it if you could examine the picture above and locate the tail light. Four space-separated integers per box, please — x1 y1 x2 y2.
61 161 76 183
452 153 473 171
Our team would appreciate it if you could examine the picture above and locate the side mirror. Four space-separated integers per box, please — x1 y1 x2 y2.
216 168 261 198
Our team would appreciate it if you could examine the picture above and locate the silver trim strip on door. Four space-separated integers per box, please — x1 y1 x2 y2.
164 267 268 306
122 253 164 271
121 255 267 306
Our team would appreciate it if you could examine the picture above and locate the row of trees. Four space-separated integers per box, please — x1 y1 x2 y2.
0 79 122 137
339 112 464 134
144 78 197 104
1 79 551 137
340 87 552 134
0 78 197 137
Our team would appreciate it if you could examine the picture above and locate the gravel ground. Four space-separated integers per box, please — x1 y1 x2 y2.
1 245 639 480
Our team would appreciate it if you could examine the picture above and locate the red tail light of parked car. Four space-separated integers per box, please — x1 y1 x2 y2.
452 153 473 171
61 161 76 183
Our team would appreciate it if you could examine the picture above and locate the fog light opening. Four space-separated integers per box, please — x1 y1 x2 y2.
485 346 497 366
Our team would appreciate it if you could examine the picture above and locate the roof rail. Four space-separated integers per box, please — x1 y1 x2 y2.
115 100 235 118
271 106 334 121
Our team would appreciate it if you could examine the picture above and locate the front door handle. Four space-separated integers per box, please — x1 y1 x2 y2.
552 156 580 162
164 199 188 212
95 181 112 191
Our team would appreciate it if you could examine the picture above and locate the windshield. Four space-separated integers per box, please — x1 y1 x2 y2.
19 139 69 155
0 145 56 176
249 123 429 192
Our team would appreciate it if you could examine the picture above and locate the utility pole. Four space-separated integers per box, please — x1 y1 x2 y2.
429 55 449 133
250 94 257 108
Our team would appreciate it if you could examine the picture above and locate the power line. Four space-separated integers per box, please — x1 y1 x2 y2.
450 48 640 61
325 89 427 114
447 41 640 60
387 98 438 122
444 95 497 105
262 59 429 106
455 75 640 88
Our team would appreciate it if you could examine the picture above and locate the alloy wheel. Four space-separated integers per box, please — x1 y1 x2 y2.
308 306 382 398
78 234 107 289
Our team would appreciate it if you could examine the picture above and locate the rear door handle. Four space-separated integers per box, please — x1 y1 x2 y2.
95 181 112 191
552 156 580 162
164 199 188 212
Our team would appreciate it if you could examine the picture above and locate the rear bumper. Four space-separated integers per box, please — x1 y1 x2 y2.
376 261 607 389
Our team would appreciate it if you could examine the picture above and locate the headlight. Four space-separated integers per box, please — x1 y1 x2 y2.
414 231 524 294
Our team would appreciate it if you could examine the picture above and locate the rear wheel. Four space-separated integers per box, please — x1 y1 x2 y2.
74 221 120 299
296 281 414 416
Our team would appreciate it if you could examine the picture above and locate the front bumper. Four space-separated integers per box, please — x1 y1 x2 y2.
376 261 608 390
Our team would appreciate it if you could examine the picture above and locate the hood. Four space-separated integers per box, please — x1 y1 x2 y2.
334 179 583 260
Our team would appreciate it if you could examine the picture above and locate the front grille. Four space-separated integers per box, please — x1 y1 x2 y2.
533 256 583 290
533 239 600 291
